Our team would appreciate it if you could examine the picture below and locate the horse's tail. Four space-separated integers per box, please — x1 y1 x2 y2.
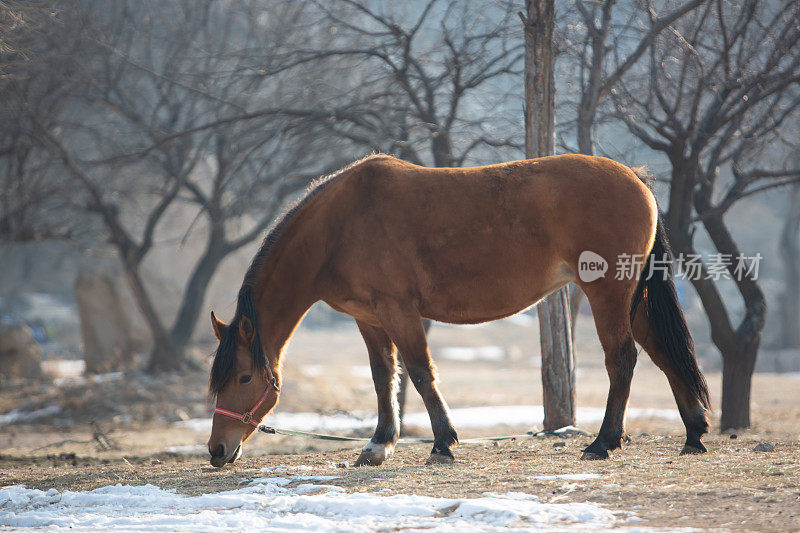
630 217 711 410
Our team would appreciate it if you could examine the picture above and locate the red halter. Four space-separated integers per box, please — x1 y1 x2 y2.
213 366 280 428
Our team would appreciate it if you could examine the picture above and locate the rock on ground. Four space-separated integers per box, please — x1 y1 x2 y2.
0 323 42 379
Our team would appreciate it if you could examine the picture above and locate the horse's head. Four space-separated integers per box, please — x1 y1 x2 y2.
207 311 279 468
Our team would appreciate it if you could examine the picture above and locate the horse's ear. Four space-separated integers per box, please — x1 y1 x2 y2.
210 311 227 341
238 315 255 347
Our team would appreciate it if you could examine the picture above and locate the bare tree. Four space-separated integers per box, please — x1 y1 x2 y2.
564 0 706 156
559 0 707 326
0 2 89 241
521 0 575 431
285 0 525 166
7 0 344 371
612 0 800 429
0 1 56 76
779 183 800 349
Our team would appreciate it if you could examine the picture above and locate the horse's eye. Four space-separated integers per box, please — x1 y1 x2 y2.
239 374 252 384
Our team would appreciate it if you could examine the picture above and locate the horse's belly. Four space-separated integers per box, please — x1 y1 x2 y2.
418 262 574 325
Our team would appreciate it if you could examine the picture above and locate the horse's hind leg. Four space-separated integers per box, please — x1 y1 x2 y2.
581 287 638 460
354 320 400 466
632 308 709 454
373 298 458 465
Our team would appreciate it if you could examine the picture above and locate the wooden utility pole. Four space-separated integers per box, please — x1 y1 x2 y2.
521 0 576 430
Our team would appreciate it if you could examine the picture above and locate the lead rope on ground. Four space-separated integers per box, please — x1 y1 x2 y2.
258 425 589 445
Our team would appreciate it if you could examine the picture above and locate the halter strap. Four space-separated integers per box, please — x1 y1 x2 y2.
214 365 279 427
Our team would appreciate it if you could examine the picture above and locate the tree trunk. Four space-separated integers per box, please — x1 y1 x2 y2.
576 101 597 156
523 0 575 431
779 185 800 349
720 344 758 430
431 130 453 167
698 192 765 430
121 262 181 372
539 288 576 429
168 229 227 357
523 0 556 160
569 285 585 331
668 218 763 432
663 172 767 431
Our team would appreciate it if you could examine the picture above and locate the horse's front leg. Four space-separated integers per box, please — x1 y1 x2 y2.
374 299 458 465
354 320 400 466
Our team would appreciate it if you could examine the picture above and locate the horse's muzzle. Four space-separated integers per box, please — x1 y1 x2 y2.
209 443 241 468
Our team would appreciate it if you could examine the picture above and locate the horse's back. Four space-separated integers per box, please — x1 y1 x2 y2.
337 153 657 263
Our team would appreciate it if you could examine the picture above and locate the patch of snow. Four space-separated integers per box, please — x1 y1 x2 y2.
349 365 373 379
246 475 340 486
547 425 591 436
534 474 602 481
453 492 610 527
0 479 628 531
260 465 315 473
301 365 324 377
245 476 292 486
91 371 123 383
54 371 123 388
503 313 536 327
0 405 60 426
41 359 85 378
405 405 681 430
292 483 340 495
179 410 371 433
166 445 207 455
439 346 505 362
18 293 77 324
626 407 683 422
53 376 85 387
179 404 682 433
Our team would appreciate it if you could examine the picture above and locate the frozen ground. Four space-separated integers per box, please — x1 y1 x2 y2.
0 476 628 532
1 319 798 532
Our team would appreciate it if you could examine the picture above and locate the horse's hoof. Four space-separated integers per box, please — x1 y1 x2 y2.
580 451 608 461
354 450 385 467
581 440 610 460
426 452 454 465
680 443 707 455
355 442 393 466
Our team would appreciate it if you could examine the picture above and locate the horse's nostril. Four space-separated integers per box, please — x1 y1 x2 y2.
210 443 225 457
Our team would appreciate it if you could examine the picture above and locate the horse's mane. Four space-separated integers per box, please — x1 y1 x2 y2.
630 165 655 190
209 153 389 397
209 286 266 398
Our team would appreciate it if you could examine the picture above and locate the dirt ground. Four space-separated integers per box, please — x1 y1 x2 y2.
1 318 799 530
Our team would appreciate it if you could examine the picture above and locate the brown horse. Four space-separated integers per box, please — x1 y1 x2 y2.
206 153 710 468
